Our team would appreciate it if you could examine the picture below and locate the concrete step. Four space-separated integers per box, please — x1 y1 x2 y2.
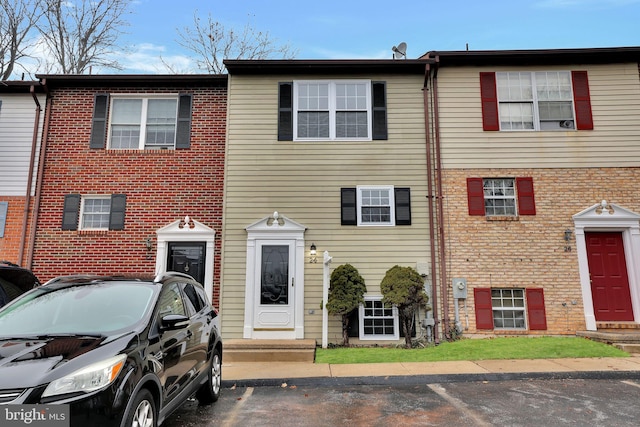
224 339 316 363
577 330 640 344
613 343 640 354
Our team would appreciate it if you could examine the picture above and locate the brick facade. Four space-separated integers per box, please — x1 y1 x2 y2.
0 197 33 264
442 167 640 335
31 79 227 308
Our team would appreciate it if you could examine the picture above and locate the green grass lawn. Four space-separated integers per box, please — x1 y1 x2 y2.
314 337 629 364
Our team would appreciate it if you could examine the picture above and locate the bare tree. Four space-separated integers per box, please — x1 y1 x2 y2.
37 0 132 74
0 0 44 80
176 12 297 74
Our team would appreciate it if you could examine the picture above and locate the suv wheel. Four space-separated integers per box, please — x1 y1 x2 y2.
196 347 221 404
123 389 156 427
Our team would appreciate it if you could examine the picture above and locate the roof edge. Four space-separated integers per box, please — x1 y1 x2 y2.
224 59 433 75
422 46 640 66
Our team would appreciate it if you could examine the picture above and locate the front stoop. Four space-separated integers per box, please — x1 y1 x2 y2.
577 322 640 353
224 339 317 363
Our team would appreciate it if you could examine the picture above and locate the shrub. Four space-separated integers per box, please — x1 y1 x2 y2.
326 264 366 346
380 265 429 348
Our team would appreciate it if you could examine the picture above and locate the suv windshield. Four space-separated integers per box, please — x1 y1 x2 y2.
0 282 156 337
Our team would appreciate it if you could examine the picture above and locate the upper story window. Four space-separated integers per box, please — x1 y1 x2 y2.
497 72 575 131
90 93 192 150
480 71 593 132
295 81 370 140
278 81 387 141
341 186 411 227
467 177 536 217
109 97 178 149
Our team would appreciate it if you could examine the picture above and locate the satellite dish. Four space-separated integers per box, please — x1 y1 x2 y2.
392 42 407 59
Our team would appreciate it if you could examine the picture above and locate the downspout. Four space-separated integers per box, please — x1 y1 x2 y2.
423 63 439 343
432 56 451 339
26 79 51 269
18 85 42 266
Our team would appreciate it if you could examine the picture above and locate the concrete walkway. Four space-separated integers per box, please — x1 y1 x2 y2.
222 356 640 387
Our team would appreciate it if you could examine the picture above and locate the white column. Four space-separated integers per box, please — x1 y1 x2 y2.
322 251 332 349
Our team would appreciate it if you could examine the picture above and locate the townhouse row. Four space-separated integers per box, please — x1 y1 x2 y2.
2 46 640 344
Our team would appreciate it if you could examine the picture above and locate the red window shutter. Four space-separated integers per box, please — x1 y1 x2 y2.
474 288 494 330
480 72 499 131
526 288 547 330
571 71 593 130
467 178 485 216
516 177 536 215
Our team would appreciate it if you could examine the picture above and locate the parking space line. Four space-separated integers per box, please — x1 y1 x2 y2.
621 380 640 389
222 387 254 427
428 383 491 427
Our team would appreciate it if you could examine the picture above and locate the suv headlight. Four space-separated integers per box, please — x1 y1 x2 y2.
43 354 127 397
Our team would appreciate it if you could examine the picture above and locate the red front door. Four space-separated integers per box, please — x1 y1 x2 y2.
586 232 633 321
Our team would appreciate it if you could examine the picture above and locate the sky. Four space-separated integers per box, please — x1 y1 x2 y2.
113 0 640 73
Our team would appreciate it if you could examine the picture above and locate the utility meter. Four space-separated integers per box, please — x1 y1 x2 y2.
452 278 467 299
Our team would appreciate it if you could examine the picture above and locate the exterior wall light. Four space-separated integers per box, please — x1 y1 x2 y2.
564 229 573 252
310 243 317 263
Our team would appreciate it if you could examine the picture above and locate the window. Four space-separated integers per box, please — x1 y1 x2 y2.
158 283 187 318
359 186 393 225
474 288 547 331
480 71 593 131
483 179 516 216
467 177 536 216
341 187 411 226
62 194 126 231
0 202 7 238
80 196 111 230
90 94 192 150
491 289 526 329
278 81 387 141
359 297 399 340
294 81 370 140
109 97 178 149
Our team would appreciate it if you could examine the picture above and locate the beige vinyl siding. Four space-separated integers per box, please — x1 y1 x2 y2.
0 94 44 196
436 63 640 169
222 73 430 340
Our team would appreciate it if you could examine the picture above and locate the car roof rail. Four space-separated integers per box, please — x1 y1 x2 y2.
153 271 195 283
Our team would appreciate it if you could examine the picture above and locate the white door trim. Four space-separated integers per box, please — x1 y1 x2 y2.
244 212 306 339
155 216 216 303
573 202 640 331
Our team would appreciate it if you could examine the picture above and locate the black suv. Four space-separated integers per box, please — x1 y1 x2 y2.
0 272 222 427
0 261 40 308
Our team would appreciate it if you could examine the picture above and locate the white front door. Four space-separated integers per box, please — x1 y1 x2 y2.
243 212 307 339
253 240 296 332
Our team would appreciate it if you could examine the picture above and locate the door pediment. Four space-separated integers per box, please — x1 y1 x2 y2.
158 216 215 240
573 201 640 228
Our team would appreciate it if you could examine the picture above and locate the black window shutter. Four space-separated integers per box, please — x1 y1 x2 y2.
62 194 81 230
90 94 109 149
109 194 126 230
372 81 387 140
341 188 357 225
394 188 411 225
278 82 293 141
176 94 192 149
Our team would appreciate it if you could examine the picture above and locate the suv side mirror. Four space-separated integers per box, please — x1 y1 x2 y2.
160 314 189 331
